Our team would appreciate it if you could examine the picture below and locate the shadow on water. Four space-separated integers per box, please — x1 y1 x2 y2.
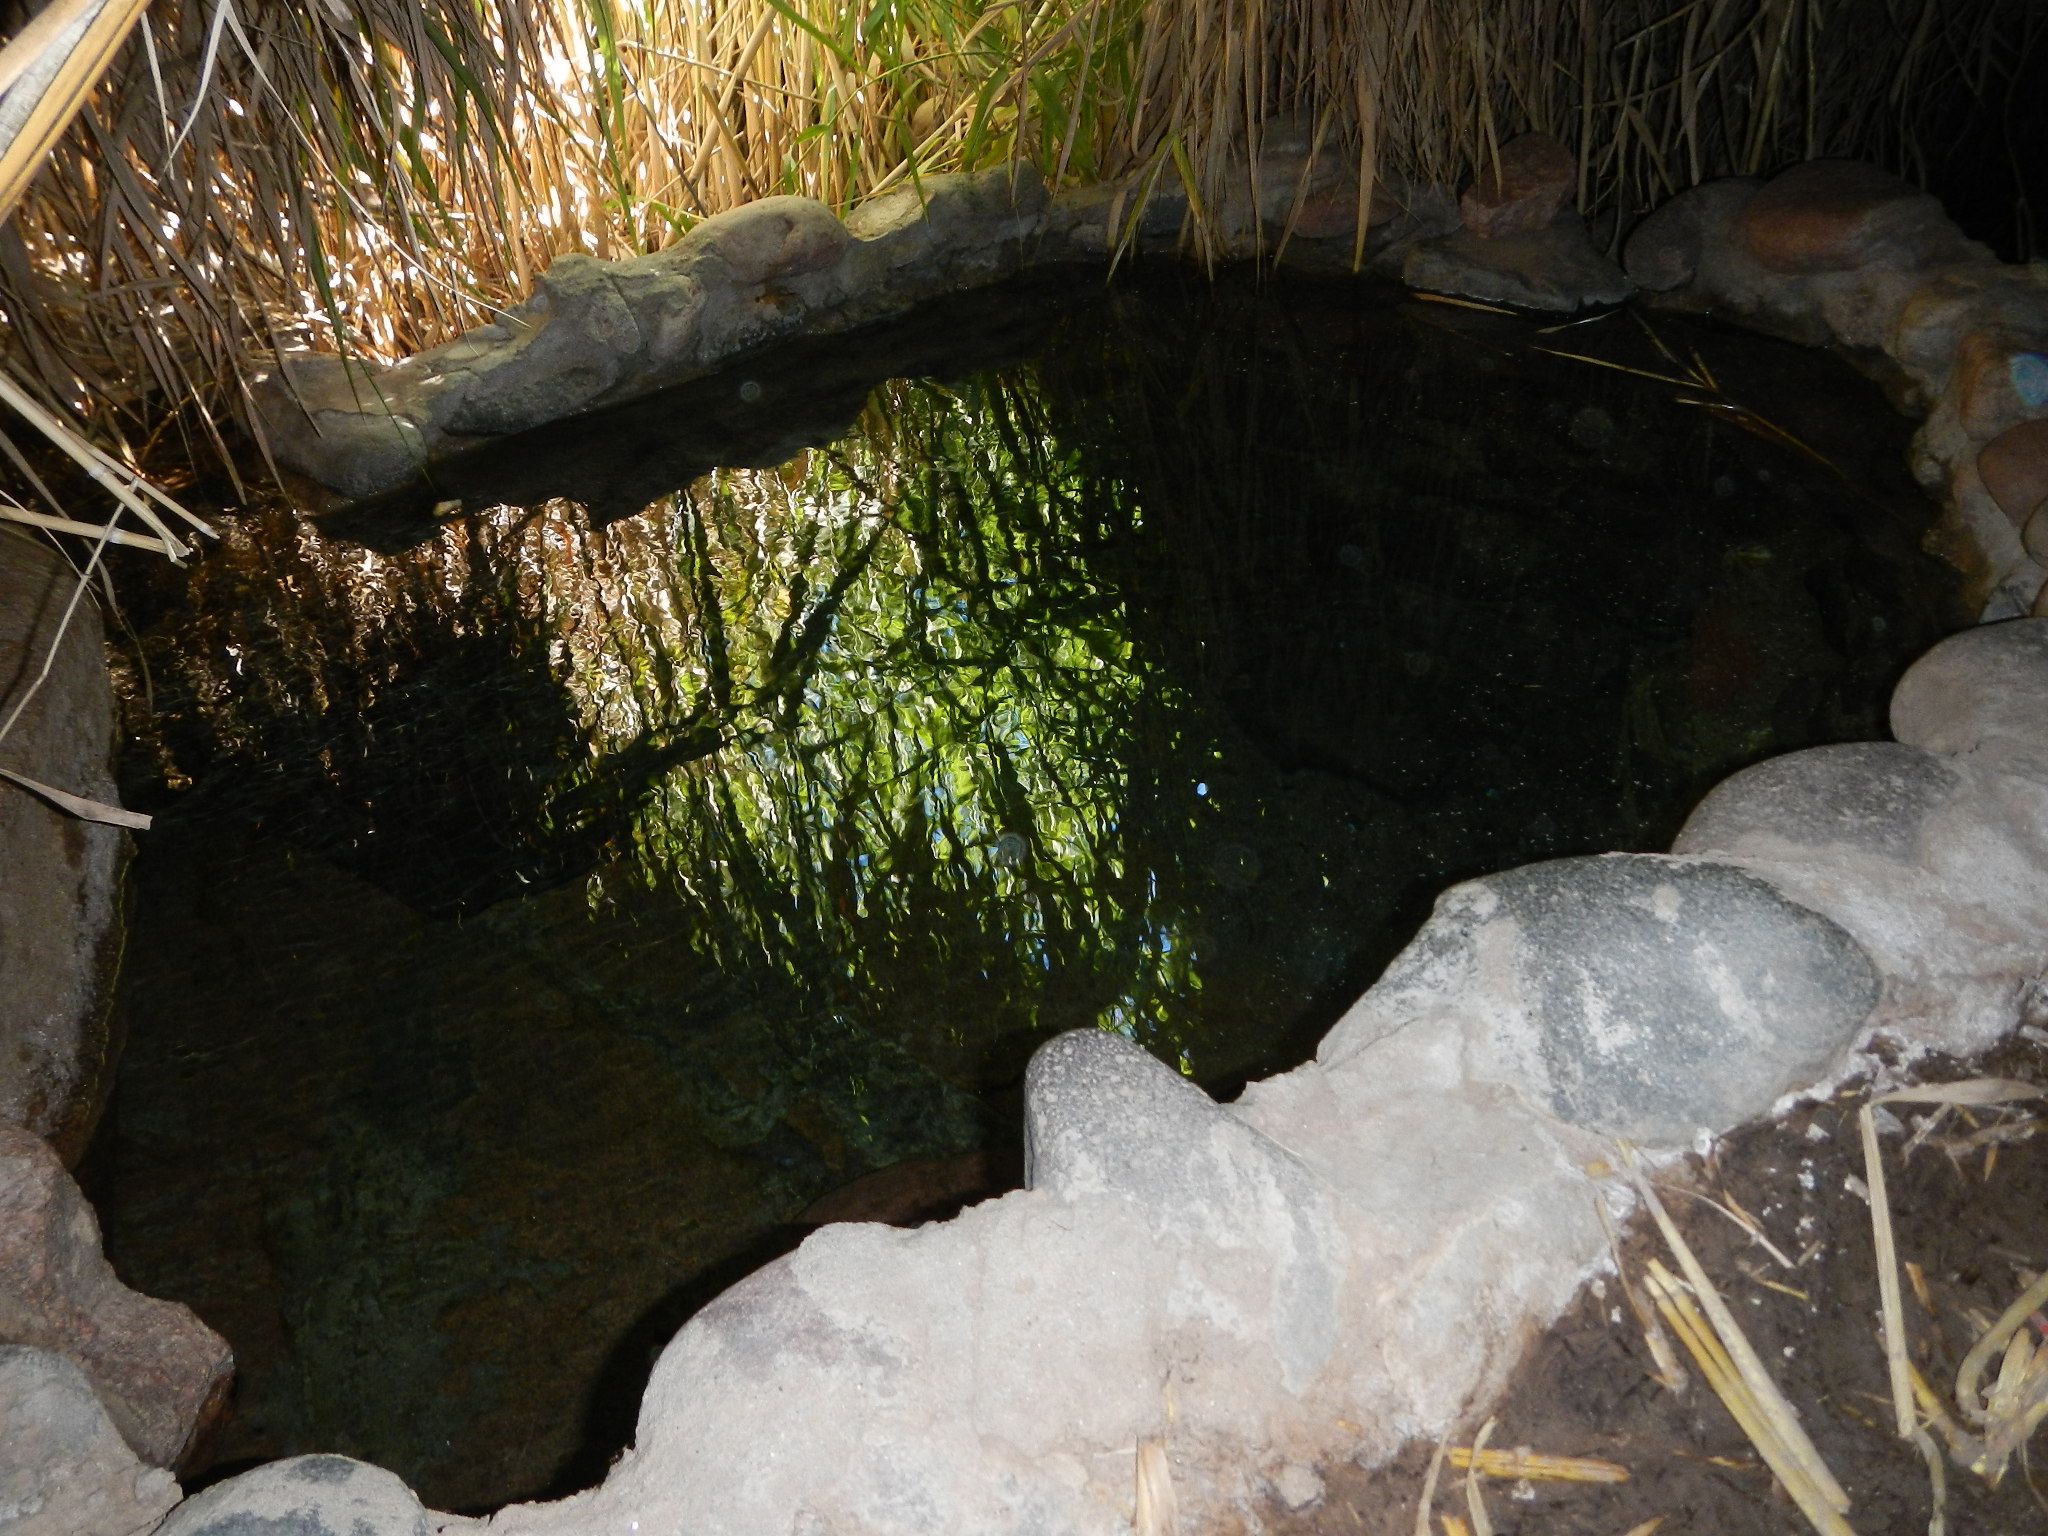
87 269 1965 1510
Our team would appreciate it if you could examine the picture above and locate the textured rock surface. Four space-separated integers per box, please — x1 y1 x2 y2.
1890 265 2048 394
153 1456 430 1536
0 1124 232 1468
1402 221 1631 312
1318 855 1880 1143
434 253 642 436
1675 743 2048 1052
1979 419 2048 523
0 531 127 1160
845 164 1048 285
1737 160 1979 275
2028 502 2048 564
250 353 439 500
1024 1032 1346 1396
1460 132 1576 238
1622 177 1759 293
482 1025 1615 1536
1635 160 1994 358
1892 618 2048 773
1948 330 2048 444
0 1347 180 1536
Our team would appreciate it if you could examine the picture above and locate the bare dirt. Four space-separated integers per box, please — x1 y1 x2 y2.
1255 1031 2048 1536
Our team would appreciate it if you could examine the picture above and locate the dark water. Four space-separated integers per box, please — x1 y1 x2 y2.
88 272 1962 1510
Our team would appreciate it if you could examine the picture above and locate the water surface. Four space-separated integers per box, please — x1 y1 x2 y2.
89 271 1961 1509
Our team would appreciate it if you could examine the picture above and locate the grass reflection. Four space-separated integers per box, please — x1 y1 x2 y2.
552 375 1207 1071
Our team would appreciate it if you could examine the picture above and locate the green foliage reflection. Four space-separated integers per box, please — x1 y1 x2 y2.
548 376 1207 1072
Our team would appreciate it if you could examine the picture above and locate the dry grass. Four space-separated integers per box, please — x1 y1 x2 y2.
0 0 2035 491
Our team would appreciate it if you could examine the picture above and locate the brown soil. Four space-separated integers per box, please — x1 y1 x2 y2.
1257 1031 2048 1536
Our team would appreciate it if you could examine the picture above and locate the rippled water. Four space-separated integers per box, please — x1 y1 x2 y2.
87 271 1962 1509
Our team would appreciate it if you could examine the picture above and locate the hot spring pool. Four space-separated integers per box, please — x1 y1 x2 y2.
86 270 1963 1509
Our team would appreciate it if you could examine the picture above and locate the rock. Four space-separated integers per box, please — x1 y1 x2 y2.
440 253 642 435
1272 1461 1324 1510
0 533 127 1159
0 1124 232 1467
847 165 1049 283
1402 220 1632 313
1680 744 1968 868
603 258 711 373
1040 180 1126 256
1318 855 1880 1144
1977 419 2048 523
478 1017 1607 1536
671 195 851 287
1891 618 2048 773
794 1147 1017 1228
1214 113 1349 242
1673 743 2048 1052
1888 265 2048 395
1025 1031 1346 1392
153 1456 429 1536
248 353 441 498
1235 1030 1614 1454
1950 330 2048 444
1738 160 1982 275
0 1346 181 1536
1622 177 1760 293
2035 575 2048 617
1460 132 1576 238
2027 502 2048 564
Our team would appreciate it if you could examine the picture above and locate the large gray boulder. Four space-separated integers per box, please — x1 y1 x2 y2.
0 1346 180 1536
1674 742 2048 1053
153 1456 430 1536
0 1124 232 1468
1318 854 1880 1144
0 531 127 1159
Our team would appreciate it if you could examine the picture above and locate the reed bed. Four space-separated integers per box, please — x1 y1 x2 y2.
0 0 2036 484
